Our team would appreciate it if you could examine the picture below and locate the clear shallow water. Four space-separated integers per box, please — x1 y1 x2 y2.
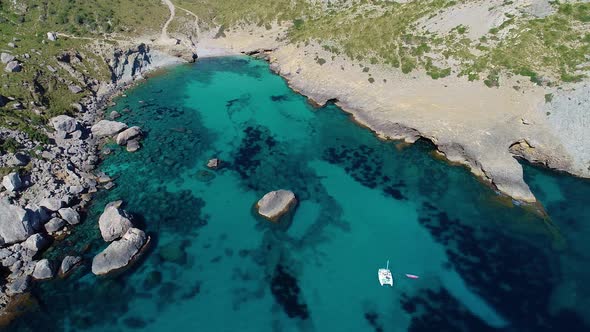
8 57 590 331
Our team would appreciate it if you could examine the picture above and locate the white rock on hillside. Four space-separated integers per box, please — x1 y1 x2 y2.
50 115 78 134
1 52 15 64
2 172 22 192
0 199 34 246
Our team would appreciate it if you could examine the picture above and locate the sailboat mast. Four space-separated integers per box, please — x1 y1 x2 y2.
386 260 389 269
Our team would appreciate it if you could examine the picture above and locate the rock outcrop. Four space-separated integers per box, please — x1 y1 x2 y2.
0 52 15 64
116 126 142 145
2 172 22 192
4 60 21 73
58 207 80 225
98 205 133 242
44 217 66 234
32 259 53 280
91 120 127 138
0 199 34 246
22 233 49 254
91 228 148 275
50 115 78 134
256 190 297 222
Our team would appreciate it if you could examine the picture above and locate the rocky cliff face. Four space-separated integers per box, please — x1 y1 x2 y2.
107 43 185 85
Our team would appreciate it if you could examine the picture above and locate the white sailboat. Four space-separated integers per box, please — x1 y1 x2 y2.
378 260 393 286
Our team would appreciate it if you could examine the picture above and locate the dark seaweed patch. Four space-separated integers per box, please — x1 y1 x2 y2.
364 311 384 332
270 265 309 320
270 95 289 102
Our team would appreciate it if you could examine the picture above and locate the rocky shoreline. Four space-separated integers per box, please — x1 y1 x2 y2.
190 25 590 204
0 41 194 322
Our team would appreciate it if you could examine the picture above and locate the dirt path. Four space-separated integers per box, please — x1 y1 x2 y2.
177 5 201 37
159 0 177 45
56 33 127 43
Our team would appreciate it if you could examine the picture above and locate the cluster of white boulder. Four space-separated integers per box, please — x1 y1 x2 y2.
91 120 143 152
91 202 149 275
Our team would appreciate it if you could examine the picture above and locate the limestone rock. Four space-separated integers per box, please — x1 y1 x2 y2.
98 205 133 242
39 197 64 211
68 85 83 94
23 233 49 254
91 228 148 275
50 115 78 134
2 172 22 192
1 52 15 64
109 111 121 119
32 259 53 279
7 152 29 167
207 158 220 169
116 126 142 145
5 60 21 73
91 120 127 138
58 207 80 225
47 32 57 41
6 275 30 296
59 255 82 276
256 190 297 222
0 199 34 246
44 217 66 233
126 139 140 152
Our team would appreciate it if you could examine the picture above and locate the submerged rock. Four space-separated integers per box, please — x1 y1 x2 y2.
91 228 148 275
91 120 127 138
98 205 133 242
0 199 34 246
32 259 53 280
116 126 142 145
126 139 141 152
2 172 22 192
256 190 297 222
59 255 82 276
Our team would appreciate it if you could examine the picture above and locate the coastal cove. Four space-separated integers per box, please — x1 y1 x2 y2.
7 56 590 331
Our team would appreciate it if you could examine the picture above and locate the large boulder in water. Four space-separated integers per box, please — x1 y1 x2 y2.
32 259 54 280
91 228 148 275
58 207 80 225
98 205 133 242
59 255 82 277
256 190 297 222
116 126 142 145
91 120 127 138
50 115 78 134
0 199 34 246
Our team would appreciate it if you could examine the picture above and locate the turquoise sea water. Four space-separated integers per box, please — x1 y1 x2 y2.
8 57 590 331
